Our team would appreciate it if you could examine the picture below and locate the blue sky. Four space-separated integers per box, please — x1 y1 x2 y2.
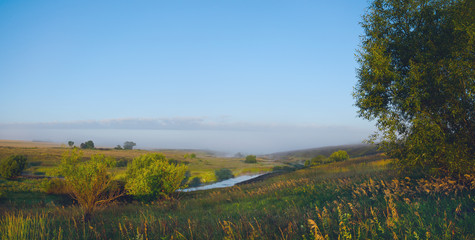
0 0 374 153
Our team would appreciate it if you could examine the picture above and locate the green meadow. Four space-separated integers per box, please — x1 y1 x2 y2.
0 141 473 239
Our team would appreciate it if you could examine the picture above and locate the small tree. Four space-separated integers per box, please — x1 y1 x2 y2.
215 168 234 181
56 149 122 222
244 155 257 163
80 140 95 149
114 145 123 150
329 150 349 162
0 155 27 179
125 153 188 202
68 141 74 148
123 141 136 150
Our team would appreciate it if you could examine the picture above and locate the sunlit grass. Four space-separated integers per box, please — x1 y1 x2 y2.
1 143 473 239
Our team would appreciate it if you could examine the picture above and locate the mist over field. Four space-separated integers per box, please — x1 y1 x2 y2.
0 118 372 154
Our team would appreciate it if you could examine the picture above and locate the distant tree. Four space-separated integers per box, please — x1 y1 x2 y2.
125 153 188 202
244 155 257 163
56 149 122 222
114 145 123 150
354 0 474 174
329 150 349 162
215 168 234 181
123 141 136 150
0 155 27 179
68 141 74 148
190 153 196 159
124 141 137 150
234 152 244 158
80 140 95 149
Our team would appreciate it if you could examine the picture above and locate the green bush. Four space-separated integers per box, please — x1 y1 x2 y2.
56 149 122 222
188 177 202 187
125 153 188 202
244 155 257 163
41 178 68 195
329 150 349 162
215 168 234 181
0 155 27 179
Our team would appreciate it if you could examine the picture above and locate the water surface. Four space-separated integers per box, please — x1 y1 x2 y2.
180 174 265 192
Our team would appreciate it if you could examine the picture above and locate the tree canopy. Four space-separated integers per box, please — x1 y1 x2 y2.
80 140 95 149
125 153 188 202
354 0 474 174
57 149 122 222
329 150 349 162
123 141 136 150
0 155 27 179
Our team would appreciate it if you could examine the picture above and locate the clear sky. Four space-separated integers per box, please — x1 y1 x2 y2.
0 0 374 154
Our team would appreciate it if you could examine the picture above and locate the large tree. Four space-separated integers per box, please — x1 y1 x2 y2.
354 0 474 174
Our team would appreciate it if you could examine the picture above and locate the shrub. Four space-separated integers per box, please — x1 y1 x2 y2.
0 155 27 179
215 168 234 181
125 153 188 202
189 177 202 187
244 155 257 163
41 178 69 195
56 149 122 222
304 159 311 167
329 150 349 162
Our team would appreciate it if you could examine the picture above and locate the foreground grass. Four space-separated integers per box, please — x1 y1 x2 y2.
1 154 473 239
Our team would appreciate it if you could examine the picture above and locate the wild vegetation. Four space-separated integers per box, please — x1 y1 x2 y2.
0 148 473 239
0 0 473 239
354 0 474 174
0 154 27 179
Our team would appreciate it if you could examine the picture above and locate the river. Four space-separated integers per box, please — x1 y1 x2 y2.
179 173 266 192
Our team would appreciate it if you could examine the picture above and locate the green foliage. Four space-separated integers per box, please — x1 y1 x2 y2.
215 168 234 181
329 150 349 162
114 145 123 150
244 155 257 163
304 159 311 167
184 153 197 159
188 176 202 187
125 153 188 202
40 178 68 195
67 141 74 147
354 0 475 174
80 140 95 149
123 141 136 150
0 155 27 179
311 155 327 165
56 149 122 222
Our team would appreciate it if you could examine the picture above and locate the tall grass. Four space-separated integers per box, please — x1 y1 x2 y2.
0 212 62 240
1 154 473 239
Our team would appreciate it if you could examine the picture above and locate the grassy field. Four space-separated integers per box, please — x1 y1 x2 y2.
0 141 473 239
0 140 281 183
